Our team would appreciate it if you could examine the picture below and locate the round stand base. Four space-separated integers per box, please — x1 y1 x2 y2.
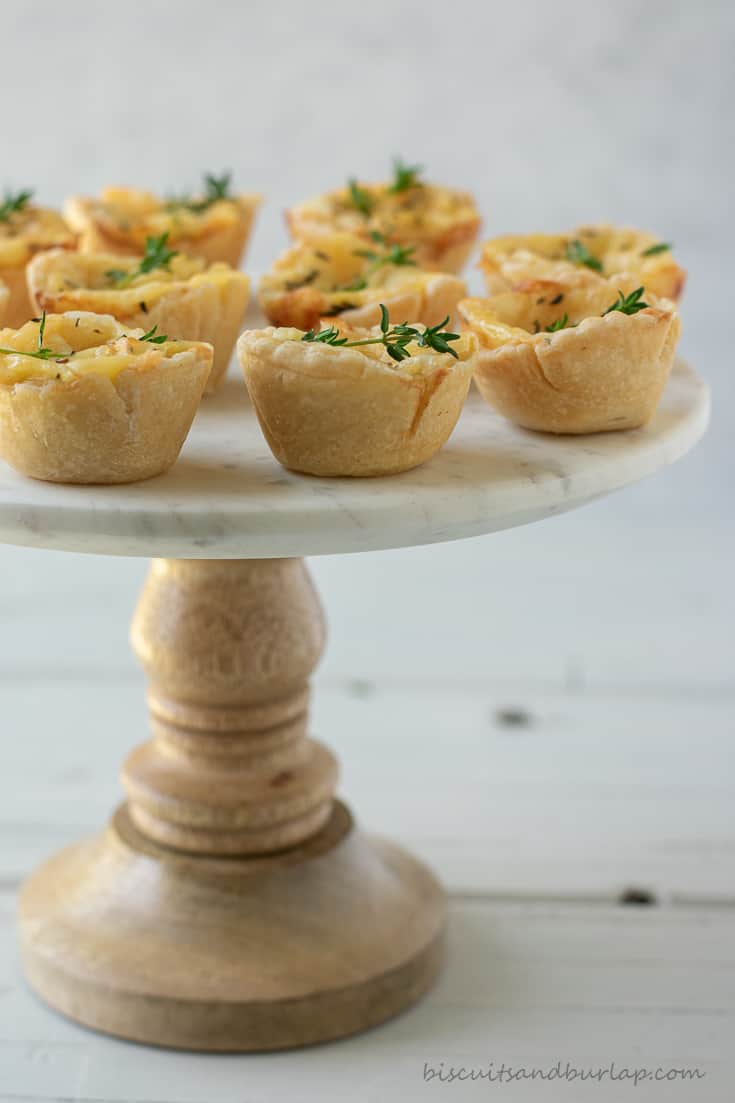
18 802 446 1051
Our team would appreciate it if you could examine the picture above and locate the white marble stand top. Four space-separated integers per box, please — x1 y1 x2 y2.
0 359 709 559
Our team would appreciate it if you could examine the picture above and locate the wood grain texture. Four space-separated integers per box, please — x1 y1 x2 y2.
16 558 447 1051
125 558 337 854
18 802 445 1051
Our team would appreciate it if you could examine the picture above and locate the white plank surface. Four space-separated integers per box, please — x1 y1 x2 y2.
1 670 734 1099
0 899 731 1102
1 680 733 902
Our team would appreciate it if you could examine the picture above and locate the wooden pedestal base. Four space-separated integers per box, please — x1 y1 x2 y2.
17 558 446 1050
19 802 444 1050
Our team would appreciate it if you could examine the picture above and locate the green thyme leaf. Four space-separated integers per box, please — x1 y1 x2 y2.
137 324 168 343
545 314 569 332
602 286 649 316
300 306 460 361
414 316 461 358
107 233 178 288
284 269 319 291
641 242 672 257
340 230 417 291
356 231 417 269
302 324 349 345
0 188 33 223
166 171 232 214
0 346 66 362
203 171 231 202
0 310 68 362
388 158 424 194
322 300 359 317
347 178 373 217
566 239 603 273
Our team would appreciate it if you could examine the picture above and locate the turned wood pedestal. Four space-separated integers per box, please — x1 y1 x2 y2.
0 358 708 1051
18 558 445 1050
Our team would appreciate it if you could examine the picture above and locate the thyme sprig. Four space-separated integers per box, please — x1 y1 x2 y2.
106 233 178 288
0 188 33 223
641 242 672 257
356 230 417 268
302 304 460 362
302 323 347 346
137 324 168 343
339 231 418 291
566 239 603 273
202 171 232 202
0 310 170 367
0 311 170 364
166 171 233 214
388 158 424 193
347 178 374 217
540 287 649 334
603 286 649 316
0 310 68 362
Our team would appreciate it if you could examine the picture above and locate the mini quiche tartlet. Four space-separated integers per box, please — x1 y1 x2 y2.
0 312 212 483
286 159 481 274
64 173 261 268
480 225 685 302
459 270 680 434
237 310 478 476
27 242 249 393
258 232 466 331
0 189 75 329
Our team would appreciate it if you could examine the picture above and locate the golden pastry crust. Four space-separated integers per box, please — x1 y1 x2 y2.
0 312 212 483
286 183 481 274
459 271 680 434
480 225 685 302
64 186 261 267
237 324 479 476
27 249 249 393
0 280 8 326
0 205 75 328
258 233 466 331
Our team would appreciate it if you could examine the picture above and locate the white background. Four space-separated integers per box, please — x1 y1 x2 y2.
0 3 733 1100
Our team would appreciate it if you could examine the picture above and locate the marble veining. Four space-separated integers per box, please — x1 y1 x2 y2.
0 360 710 559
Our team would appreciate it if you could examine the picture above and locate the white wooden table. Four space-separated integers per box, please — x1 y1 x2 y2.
0 365 732 1098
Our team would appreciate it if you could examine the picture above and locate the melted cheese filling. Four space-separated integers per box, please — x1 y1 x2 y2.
0 208 74 266
483 227 678 281
34 253 239 311
277 326 476 374
302 183 477 239
89 187 257 247
266 235 431 305
0 313 195 383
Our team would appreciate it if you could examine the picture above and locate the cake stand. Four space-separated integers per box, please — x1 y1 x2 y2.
1 358 708 1052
